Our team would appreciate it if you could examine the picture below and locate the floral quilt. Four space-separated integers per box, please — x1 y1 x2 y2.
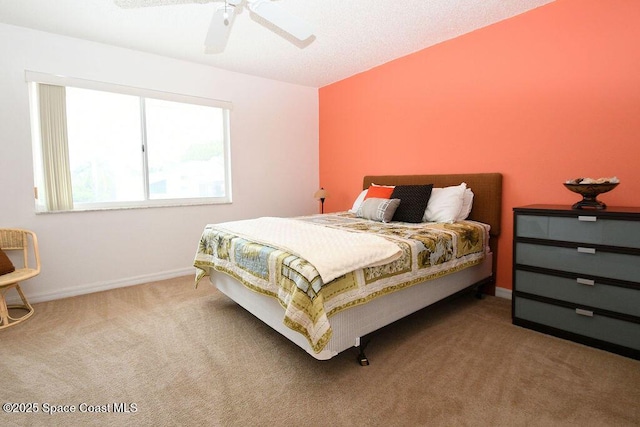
194 212 490 353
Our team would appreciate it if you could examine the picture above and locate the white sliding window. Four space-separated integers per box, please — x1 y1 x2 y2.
28 72 232 212
65 87 145 205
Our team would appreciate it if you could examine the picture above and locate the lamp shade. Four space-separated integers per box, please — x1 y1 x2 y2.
314 188 329 199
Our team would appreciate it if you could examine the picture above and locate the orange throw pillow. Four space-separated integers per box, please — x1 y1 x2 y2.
364 185 395 200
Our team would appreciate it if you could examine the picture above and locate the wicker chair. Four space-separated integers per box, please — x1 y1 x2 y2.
0 229 40 329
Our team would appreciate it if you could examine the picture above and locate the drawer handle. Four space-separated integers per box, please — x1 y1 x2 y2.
577 278 595 286
577 247 596 254
578 216 597 222
576 308 594 317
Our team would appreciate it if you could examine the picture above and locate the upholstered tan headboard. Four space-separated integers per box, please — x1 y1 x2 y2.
363 173 503 290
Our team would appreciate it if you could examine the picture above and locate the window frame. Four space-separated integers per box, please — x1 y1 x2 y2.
26 71 233 213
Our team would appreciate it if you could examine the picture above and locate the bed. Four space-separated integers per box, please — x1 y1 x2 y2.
194 173 502 362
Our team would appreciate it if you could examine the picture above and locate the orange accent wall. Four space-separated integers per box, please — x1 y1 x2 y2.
318 0 640 292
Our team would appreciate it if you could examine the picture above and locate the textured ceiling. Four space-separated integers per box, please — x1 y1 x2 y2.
0 0 554 87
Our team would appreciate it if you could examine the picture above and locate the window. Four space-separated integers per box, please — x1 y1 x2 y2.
27 72 232 212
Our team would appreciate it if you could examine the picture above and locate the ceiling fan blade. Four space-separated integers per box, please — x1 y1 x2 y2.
204 5 237 53
247 0 313 41
114 0 213 7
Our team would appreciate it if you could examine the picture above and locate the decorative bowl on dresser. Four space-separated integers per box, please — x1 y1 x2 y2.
563 182 619 210
563 176 619 210
512 205 640 359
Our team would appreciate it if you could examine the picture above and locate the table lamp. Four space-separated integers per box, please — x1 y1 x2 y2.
313 187 329 213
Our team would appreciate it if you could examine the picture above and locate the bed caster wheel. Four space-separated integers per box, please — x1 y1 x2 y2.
475 285 486 299
356 339 370 366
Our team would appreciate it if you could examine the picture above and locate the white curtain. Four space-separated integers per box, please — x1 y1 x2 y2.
38 84 74 211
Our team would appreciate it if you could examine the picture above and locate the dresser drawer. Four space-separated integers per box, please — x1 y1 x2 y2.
514 298 640 351
515 270 640 317
515 242 640 283
516 215 640 249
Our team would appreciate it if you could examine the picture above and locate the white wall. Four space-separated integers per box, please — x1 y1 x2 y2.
0 24 319 302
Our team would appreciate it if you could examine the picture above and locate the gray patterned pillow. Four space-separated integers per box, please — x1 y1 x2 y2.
356 198 401 223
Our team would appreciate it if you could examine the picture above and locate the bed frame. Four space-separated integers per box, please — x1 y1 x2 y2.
211 173 503 363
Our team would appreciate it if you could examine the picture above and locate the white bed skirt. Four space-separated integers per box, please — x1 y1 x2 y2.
210 253 492 360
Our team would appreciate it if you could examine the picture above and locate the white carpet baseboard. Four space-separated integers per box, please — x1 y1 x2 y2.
6 268 195 305
9 271 514 305
495 286 512 300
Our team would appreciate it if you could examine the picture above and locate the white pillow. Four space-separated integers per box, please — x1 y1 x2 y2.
423 183 467 223
456 188 474 221
349 190 368 213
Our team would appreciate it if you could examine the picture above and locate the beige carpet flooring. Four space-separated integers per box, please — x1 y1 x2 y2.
1 275 639 427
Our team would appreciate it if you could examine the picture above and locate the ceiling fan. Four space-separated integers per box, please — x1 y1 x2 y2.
114 0 314 53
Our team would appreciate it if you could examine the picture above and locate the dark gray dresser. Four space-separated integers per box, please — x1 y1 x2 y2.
513 204 640 359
